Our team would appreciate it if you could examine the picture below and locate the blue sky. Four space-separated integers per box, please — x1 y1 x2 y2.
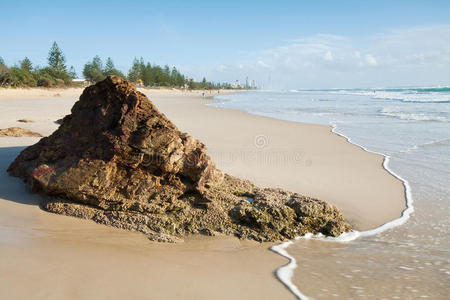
1 0 450 88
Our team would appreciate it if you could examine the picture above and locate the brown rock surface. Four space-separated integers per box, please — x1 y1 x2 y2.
8 76 350 242
0 127 42 137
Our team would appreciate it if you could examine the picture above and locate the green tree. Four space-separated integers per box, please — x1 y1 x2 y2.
0 57 11 86
48 41 67 72
83 56 105 83
20 57 33 72
201 77 207 89
104 57 124 77
68 66 77 79
92 56 103 70
141 63 154 86
127 58 143 83
104 57 115 74
170 67 185 87
162 65 170 86
152 65 163 86
9 67 37 86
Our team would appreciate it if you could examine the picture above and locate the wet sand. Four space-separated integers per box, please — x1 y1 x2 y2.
0 87 406 299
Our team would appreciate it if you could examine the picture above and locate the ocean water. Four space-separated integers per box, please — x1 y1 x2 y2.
213 88 450 299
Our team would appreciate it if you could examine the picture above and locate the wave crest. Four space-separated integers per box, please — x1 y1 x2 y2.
380 108 450 122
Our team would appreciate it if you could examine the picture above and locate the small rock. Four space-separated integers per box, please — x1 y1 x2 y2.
17 119 35 123
0 127 43 137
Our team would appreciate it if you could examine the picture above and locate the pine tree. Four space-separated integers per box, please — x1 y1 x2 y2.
127 58 142 83
152 65 163 86
20 57 33 72
68 66 77 79
0 57 9 85
48 41 67 72
141 63 153 86
170 67 185 87
103 57 125 78
83 56 105 83
201 77 207 89
104 57 115 74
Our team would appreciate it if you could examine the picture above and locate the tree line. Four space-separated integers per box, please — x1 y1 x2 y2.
1 42 240 90
83 56 230 89
83 57 186 88
0 42 75 87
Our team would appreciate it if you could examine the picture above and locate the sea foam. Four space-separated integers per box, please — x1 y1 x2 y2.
380 107 450 122
332 89 450 103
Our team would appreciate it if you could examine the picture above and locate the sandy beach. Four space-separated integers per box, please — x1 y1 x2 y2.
0 87 406 299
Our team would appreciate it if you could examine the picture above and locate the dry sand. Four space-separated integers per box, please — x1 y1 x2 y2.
0 87 406 299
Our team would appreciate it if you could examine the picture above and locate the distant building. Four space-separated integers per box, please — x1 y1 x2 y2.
231 80 245 89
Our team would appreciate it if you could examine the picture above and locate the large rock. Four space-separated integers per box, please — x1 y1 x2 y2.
8 76 350 242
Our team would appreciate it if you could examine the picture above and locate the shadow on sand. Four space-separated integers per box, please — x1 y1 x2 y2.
0 146 42 206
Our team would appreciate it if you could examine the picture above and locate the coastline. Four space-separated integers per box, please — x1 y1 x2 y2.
270 154 414 300
0 87 406 299
206 93 414 299
145 90 406 230
148 90 410 300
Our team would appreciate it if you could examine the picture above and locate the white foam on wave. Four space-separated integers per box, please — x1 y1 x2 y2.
270 123 414 300
270 240 311 300
380 108 450 122
332 90 450 103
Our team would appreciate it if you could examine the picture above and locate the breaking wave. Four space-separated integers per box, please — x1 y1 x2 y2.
331 88 450 103
380 107 450 122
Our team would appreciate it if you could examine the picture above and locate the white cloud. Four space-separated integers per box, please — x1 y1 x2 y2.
365 54 377 66
183 25 450 88
217 64 227 72
257 60 270 68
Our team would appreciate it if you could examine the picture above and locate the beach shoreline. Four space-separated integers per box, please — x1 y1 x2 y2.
143 90 406 230
0 87 406 299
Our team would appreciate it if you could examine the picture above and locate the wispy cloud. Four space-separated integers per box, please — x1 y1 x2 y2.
184 25 450 89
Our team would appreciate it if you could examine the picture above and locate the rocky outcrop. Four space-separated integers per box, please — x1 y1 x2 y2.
8 76 350 242
0 127 42 137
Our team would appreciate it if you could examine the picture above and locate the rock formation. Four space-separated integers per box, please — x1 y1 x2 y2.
0 127 42 137
8 76 350 242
